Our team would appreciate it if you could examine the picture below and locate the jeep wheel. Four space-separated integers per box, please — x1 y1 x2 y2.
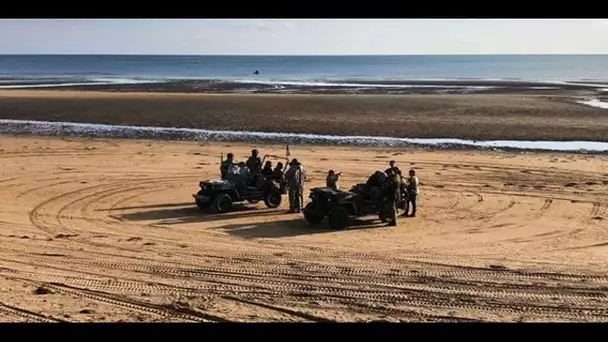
264 191 282 208
303 202 324 225
212 194 233 214
328 206 350 230
195 191 211 210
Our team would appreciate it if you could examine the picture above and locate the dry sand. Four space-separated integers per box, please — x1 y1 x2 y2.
1 90 608 141
0 134 607 322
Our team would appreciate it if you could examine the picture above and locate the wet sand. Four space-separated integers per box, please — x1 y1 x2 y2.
1 90 608 141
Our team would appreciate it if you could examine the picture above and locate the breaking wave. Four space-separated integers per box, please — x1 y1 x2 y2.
0 77 162 89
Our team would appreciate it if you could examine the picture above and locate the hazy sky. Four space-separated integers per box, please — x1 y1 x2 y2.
1 19 608 55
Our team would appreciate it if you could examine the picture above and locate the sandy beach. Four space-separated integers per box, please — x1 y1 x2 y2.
3 21 608 324
1 90 608 142
0 134 607 322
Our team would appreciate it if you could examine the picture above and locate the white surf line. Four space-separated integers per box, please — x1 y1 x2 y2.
0 79 162 89
0 119 607 152
576 98 608 110
230 79 497 90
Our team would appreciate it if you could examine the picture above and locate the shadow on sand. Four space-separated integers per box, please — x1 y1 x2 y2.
113 203 281 226
213 216 389 239
99 202 194 211
111 202 390 238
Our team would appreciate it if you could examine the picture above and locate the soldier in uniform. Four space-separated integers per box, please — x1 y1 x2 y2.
326 170 342 190
385 160 400 175
403 169 420 217
272 162 286 193
284 159 306 213
220 153 235 178
261 161 274 177
383 169 401 227
272 162 284 181
246 149 262 176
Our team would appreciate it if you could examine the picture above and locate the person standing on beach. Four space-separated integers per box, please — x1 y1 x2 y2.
385 160 400 175
285 159 306 213
383 169 401 227
402 169 420 217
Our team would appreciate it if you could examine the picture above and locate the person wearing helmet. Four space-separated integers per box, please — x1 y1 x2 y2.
326 169 342 190
402 169 420 217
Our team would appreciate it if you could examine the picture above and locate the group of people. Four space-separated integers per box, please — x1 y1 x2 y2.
219 150 418 226
220 149 307 214
325 160 419 227
383 160 420 227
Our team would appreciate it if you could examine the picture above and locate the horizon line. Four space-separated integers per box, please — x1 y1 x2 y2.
1 53 608 56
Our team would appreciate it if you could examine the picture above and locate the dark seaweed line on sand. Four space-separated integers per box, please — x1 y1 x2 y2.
1 119 607 155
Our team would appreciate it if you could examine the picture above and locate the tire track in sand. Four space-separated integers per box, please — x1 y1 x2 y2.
0 248 606 321
0 301 67 323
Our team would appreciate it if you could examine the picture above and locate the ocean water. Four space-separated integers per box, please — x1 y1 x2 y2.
1 55 608 150
1 54 608 83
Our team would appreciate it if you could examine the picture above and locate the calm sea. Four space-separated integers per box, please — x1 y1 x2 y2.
1 54 608 82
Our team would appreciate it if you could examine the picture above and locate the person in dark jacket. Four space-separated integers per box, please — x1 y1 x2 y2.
272 162 284 180
383 169 401 227
246 149 262 176
220 153 234 178
261 161 274 177
385 160 401 175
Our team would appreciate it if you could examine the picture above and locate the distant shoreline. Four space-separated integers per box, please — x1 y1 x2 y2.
0 77 607 96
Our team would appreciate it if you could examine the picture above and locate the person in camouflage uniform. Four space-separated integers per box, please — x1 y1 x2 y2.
383 169 401 227
284 159 306 213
